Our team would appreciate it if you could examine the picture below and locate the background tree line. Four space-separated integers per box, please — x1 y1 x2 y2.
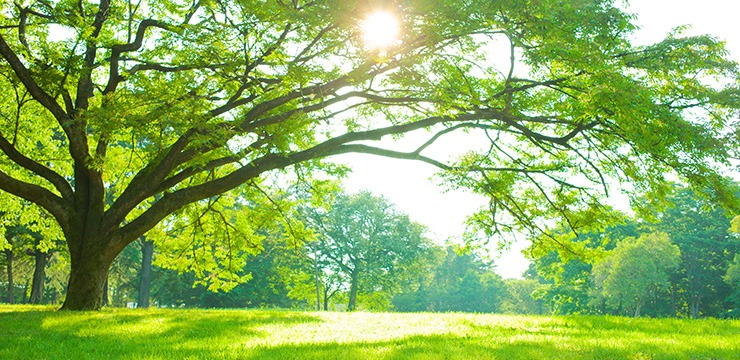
1 189 545 314
5 184 738 319
528 185 740 319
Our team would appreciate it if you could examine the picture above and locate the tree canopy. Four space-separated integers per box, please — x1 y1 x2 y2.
303 191 429 311
0 0 739 310
590 232 680 317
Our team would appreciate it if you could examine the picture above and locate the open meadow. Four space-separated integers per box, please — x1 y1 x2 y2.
1 305 738 359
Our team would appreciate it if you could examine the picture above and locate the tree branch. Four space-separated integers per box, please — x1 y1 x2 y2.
0 171 69 232
0 133 74 202
75 0 111 111
104 19 175 94
102 134 193 233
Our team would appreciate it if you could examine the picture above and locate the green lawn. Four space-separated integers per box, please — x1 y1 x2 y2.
1 304 738 359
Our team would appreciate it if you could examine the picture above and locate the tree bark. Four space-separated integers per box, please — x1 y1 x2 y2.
690 298 701 319
21 280 29 304
102 275 110 307
314 244 320 311
322 286 341 311
29 251 52 304
137 237 154 308
60 253 114 310
323 287 329 311
4 250 14 304
347 270 359 311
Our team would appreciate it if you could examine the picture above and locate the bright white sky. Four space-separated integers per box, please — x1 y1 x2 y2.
333 1 740 279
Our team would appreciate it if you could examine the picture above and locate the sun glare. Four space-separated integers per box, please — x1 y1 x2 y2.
361 12 400 49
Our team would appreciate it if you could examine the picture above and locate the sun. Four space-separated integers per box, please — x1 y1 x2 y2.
361 11 400 49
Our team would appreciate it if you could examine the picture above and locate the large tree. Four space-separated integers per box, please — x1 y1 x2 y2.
0 0 739 310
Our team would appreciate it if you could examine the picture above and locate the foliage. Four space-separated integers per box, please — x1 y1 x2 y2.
150 236 304 309
590 232 681 317
526 216 639 315
654 185 738 318
725 254 740 318
529 185 740 318
106 240 142 307
2 305 740 359
303 191 430 311
728 254 740 286
1 0 739 310
392 246 510 313
498 278 549 315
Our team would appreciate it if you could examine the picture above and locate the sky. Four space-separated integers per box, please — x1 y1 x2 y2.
334 0 740 279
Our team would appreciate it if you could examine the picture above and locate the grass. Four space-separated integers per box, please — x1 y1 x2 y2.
1 304 738 359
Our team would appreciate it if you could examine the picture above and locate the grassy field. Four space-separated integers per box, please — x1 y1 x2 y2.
1 304 738 359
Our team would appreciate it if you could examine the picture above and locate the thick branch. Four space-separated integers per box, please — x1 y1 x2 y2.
0 133 74 201
0 34 89 166
104 19 174 94
156 136 271 192
0 171 69 231
113 152 295 247
107 104 590 250
0 36 67 122
102 134 193 232
75 0 111 111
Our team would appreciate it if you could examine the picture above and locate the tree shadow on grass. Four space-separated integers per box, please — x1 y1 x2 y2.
0 307 322 360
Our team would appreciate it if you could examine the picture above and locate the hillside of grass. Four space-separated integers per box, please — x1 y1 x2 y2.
1 304 738 359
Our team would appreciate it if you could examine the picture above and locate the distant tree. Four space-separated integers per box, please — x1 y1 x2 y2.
283 246 345 311
527 216 639 315
500 278 549 315
529 187 739 318
25 232 55 304
1 225 38 304
591 232 680 317
725 255 740 315
150 235 304 309
725 218 740 318
107 240 142 307
138 236 154 308
1 234 17 304
655 186 736 318
393 246 508 313
306 191 428 311
531 252 593 315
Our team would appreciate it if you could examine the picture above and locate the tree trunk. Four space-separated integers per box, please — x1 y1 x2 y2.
102 275 110 307
29 251 51 304
613 300 622 316
322 286 340 311
60 253 114 310
670 283 677 318
690 298 701 319
634 295 645 317
347 271 359 311
21 280 29 304
323 287 329 311
4 250 14 304
314 245 320 311
138 237 154 308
